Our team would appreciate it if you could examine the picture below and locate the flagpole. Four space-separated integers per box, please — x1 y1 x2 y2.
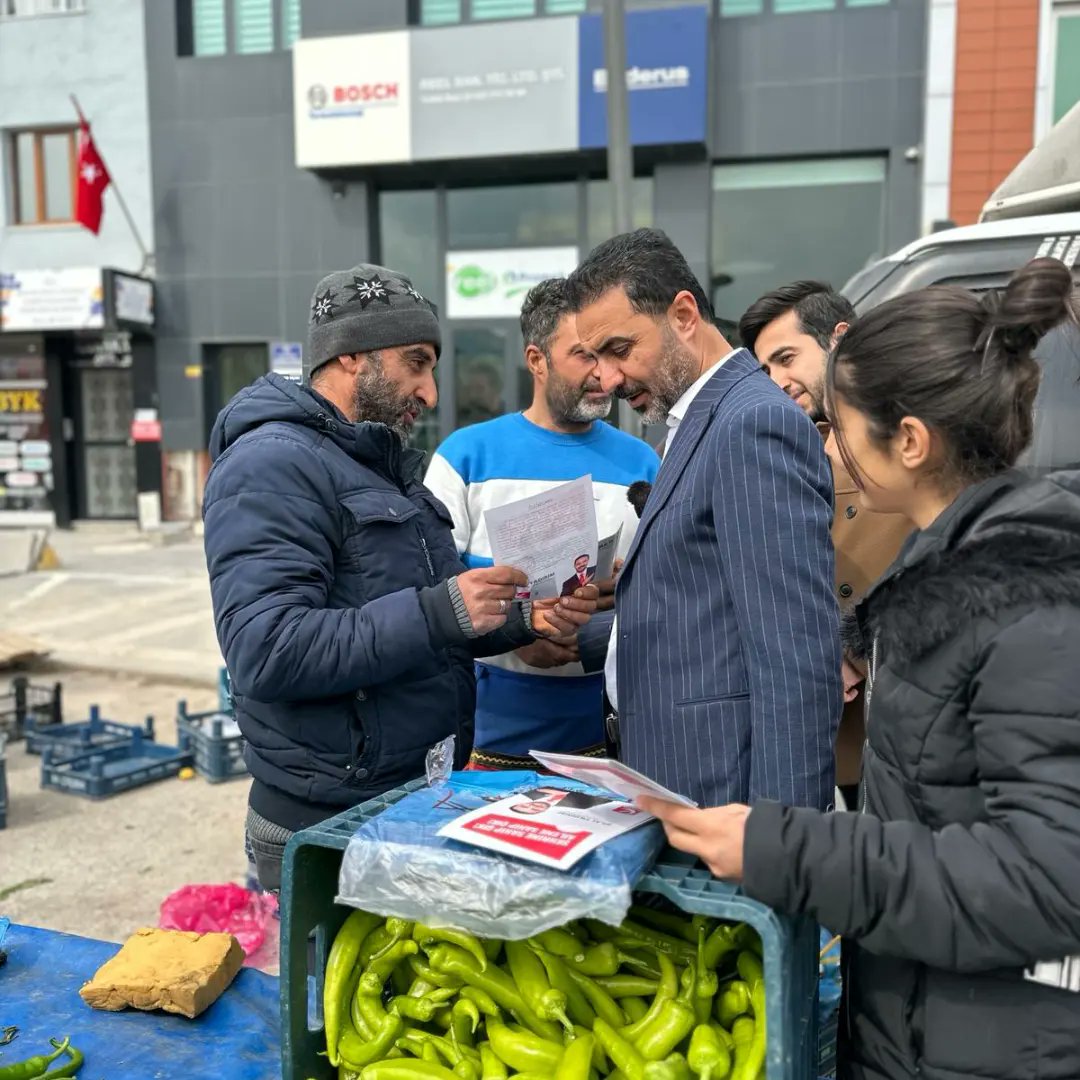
70 94 153 276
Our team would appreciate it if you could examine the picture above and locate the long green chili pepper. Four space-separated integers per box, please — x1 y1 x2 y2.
635 1000 697 1062
359 1060 459 1080
693 930 720 1025
391 992 453 1023
729 1018 757 1080
593 1018 646 1080
732 927 760 956
414 923 489 971
485 1019 564 1074
583 920 619 942
422 1042 444 1065
597 975 661 998
534 948 597 1028
352 990 374 1040
340 1014 406 1071
687 1026 731 1080
459 986 502 1018
715 982 751 1029
506 939 574 1033
480 939 504 964
409 955 464 990
532 928 583 958
621 997 650 1023
359 927 395 967
616 923 696 966
391 960 414 998
734 953 766 1080
564 942 623 977
479 1044 508 1080
39 1040 84 1080
325 910 384 1067
426 944 561 1042
452 1061 478 1080
643 1053 692 1080
452 999 481 1052
361 940 420 989
709 1025 734 1052
566 968 627 1028
630 906 701 944
702 926 738 972
0 1037 71 1080
617 948 663 979
554 1031 595 1080
355 985 389 1034
622 952 678 1041
570 1026 609 1073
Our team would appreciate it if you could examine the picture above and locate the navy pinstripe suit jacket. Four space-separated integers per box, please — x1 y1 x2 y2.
595 349 841 810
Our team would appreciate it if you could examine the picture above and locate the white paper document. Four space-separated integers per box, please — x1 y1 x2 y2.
437 785 654 870
484 475 600 601
529 751 698 808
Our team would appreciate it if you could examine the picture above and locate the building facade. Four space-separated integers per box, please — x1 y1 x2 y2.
145 0 927 518
0 0 159 527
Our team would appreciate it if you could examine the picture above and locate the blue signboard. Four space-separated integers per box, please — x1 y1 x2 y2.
577 5 709 151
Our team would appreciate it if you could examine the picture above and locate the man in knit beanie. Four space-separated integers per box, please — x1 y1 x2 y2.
202 262 598 892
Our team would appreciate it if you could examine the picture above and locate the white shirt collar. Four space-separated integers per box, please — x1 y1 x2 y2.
666 348 740 434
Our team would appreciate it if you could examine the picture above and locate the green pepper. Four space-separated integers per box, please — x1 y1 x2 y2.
621 997 650 1024
564 942 623 977
426 944 561 1042
458 986 499 1018
570 1026 609 1073
391 960 415 998
701 926 737 972
0 1037 72 1080
692 929 720 1024
728 1017 758 1080
622 952 678 1042
324 911 384 1066
554 1031 595 1080
593 1018 646 1080
359 1061 460 1080
687 1026 730 1080
643 1053 693 1080
409 955 464 990
485 1018 564 1074
630 906 700 944
354 983 389 1034
340 1013 406 1071
532 928 583 958
451 999 481 1052
359 926 395 968
734 954 765 1080
479 1044 507 1080
616 948 663 979
506 940 573 1032
453 1063 478 1080
596 975 660 999
391 991 455 1023
635 1000 697 1062
361 940 420 989
533 948 596 1028
732 926 760 956
481 938 504 964
615 921 697 965
709 1025 734 1052
38 1040 84 1080
715 982 751 1029
566 968 627 1028
413 923 489 971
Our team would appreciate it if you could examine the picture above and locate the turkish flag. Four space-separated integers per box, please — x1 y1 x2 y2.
75 119 111 234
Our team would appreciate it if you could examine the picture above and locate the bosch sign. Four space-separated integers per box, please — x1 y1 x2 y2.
307 81 401 118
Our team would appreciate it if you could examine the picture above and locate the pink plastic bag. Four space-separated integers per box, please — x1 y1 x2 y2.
159 883 279 969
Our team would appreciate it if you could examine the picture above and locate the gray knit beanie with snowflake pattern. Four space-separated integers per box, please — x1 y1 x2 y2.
304 262 441 383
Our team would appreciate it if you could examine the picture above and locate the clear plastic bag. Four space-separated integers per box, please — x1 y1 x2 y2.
336 769 665 939
159 882 279 968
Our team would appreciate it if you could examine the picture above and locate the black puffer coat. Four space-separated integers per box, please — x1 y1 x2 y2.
743 468 1080 1080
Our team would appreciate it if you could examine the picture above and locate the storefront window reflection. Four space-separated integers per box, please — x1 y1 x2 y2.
585 177 654 254
455 328 508 430
711 157 886 336
448 183 576 250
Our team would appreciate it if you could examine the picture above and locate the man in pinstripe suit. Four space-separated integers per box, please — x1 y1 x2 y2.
569 229 841 811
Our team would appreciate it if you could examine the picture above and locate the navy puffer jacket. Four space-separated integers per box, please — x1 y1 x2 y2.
203 375 532 828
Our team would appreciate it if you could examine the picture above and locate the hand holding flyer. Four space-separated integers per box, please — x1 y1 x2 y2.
484 475 601 601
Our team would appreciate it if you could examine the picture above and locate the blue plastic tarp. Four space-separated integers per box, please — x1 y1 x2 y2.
0 923 280 1079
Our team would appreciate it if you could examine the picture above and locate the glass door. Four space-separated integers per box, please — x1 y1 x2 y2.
75 366 137 519
449 322 525 437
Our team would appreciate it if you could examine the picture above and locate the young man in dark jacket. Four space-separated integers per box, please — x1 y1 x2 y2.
203 263 597 891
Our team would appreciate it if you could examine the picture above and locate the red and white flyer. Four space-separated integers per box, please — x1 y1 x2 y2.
436 784 655 870
528 751 698 809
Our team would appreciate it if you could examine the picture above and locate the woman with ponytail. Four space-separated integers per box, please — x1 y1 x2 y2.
641 258 1080 1080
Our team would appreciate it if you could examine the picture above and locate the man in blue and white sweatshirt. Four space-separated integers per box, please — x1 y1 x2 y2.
425 278 659 769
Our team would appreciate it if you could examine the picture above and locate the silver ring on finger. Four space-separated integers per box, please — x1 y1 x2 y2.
498 598 508 614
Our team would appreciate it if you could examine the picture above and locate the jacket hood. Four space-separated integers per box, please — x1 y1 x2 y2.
846 468 1080 663
208 373 427 481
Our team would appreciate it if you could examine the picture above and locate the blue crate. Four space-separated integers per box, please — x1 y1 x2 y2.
279 780 819 1080
175 700 246 783
217 667 233 714
40 727 191 800
0 677 63 742
0 740 8 829
25 706 155 757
